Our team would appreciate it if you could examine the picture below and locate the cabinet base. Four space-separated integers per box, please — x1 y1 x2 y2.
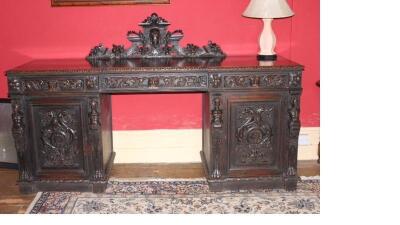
19 180 108 194
19 152 115 194
200 151 297 192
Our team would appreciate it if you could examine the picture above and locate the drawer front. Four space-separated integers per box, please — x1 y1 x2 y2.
226 92 286 177
27 97 89 179
100 73 208 92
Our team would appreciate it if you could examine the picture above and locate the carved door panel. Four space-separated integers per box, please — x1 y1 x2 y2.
227 93 286 177
27 97 88 180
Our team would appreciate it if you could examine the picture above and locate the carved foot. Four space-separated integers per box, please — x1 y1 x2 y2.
92 182 107 193
19 169 33 182
211 169 221 179
284 176 298 192
284 182 297 192
286 166 296 176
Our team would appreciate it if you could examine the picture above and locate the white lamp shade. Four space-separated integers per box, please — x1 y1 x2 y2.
243 0 294 19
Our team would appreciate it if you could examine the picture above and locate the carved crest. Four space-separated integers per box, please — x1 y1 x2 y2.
87 13 225 59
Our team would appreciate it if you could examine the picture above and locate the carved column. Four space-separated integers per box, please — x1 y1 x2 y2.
88 97 104 181
11 98 33 182
285 71 302 190
210 94 224 179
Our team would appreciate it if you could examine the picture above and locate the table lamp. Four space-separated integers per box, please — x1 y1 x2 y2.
243 0 294 61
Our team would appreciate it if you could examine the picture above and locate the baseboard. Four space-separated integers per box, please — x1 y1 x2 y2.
112 127 320 163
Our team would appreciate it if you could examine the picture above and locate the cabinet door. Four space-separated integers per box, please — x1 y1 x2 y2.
27 97 89 180
226 92 286 177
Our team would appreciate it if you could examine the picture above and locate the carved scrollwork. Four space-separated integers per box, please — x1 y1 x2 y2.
39 109 79 168
23 79 84 92
249 76 260 87
224 74 289 89
101 75 207 89
265 74 289 88
87 13 225 59
235 105 274 165
11 100 32 181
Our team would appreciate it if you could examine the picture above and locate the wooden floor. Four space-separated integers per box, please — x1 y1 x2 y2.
0 161 319 214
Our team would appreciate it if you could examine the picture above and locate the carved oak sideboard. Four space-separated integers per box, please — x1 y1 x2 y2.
6 56 303 193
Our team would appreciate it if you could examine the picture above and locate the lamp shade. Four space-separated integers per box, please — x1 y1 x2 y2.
243 0 294 19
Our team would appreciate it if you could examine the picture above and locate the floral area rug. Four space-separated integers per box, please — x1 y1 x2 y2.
26 177 319 214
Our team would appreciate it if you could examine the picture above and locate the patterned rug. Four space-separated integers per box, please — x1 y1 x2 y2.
26 177 319 214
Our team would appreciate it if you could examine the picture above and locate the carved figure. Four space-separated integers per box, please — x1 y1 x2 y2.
87 13 225 59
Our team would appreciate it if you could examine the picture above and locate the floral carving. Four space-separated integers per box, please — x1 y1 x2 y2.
102 75 207 89
265 74 289 88
23 79 84 92
288 95 300 137
225 74 290 89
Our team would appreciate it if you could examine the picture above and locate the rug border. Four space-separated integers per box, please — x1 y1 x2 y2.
25 177 320 214
25 191 43 214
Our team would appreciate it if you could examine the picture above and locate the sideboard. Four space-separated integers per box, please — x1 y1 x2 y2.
6 56 303 193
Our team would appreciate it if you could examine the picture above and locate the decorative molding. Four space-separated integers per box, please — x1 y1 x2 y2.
101 75 207 89
266 74 289 88
22 79 84 92
224 74 289 89
87 13 225 59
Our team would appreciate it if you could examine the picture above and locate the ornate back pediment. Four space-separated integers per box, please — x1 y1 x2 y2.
87 13 225 60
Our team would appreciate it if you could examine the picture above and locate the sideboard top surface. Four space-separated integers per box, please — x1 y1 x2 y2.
6 56 303 76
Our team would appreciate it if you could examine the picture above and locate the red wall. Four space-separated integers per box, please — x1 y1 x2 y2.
0 0 319 129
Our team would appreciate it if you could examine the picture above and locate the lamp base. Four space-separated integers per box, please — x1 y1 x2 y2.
257 54 277 61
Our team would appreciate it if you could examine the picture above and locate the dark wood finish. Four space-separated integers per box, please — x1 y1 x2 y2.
51 0 169 7
6 56 303 193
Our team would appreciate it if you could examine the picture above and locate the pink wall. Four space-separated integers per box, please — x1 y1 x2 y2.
0 0 320 129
